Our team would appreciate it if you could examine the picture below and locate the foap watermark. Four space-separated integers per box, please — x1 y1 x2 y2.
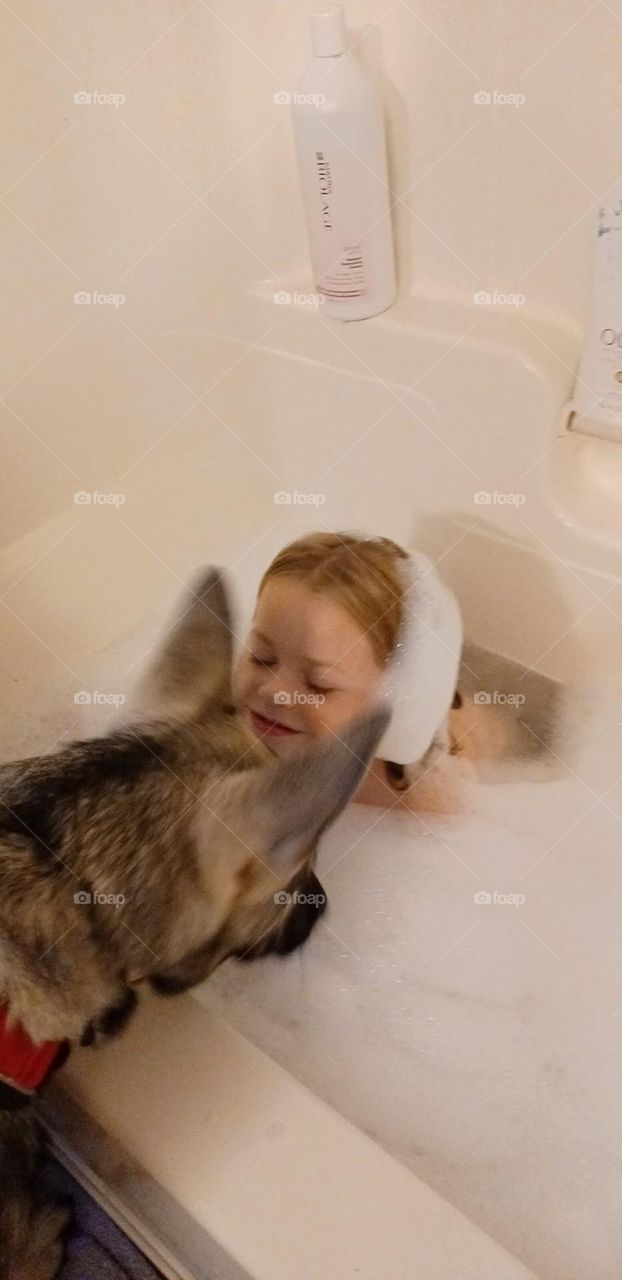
74 490 126 507
473 290 525 308
74 290 125 308
274 889 326 907
74 889 126 909
73 90 126 108
273 490 326 506
274 690 326 707
473 890 526 908
473 690 525 707
473 90 525 109
474 490 525 507
74 690 126 708
273 90 326 107
273 290 324 308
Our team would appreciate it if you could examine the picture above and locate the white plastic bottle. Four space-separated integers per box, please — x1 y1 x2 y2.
291 5 397 322
571 187 622 442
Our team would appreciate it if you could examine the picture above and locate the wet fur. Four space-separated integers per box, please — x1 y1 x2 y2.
0 568 388 1279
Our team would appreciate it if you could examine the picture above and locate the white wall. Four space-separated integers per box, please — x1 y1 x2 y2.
2 1 620 714
2 1 611 545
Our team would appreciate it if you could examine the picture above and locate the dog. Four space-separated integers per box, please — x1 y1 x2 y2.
0 567 388 1279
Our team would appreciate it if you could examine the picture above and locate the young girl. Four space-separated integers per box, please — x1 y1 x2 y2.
233 531 476 814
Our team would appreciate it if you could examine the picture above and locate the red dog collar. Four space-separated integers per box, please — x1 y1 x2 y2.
0 1002 68 1108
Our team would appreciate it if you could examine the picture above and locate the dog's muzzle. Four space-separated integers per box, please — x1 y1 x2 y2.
0 1003 69 1110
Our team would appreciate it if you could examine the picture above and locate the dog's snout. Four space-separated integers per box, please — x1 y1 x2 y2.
271 883 327 957
236 871 327 962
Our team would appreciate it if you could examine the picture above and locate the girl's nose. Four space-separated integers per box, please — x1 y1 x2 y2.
258 667 298 705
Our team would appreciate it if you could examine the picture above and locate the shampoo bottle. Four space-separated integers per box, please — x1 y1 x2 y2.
572 189 622 442
291 5 397 322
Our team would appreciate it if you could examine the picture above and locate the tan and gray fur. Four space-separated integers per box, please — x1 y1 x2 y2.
0 567 388 1280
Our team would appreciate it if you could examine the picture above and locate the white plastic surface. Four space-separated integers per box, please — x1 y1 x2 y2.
51 991 541 1280
0 296 620 1279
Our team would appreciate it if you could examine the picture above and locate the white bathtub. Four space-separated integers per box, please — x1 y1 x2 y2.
2 293 620 1278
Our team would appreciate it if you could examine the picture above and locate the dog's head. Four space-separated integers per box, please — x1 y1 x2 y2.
129 567 389 989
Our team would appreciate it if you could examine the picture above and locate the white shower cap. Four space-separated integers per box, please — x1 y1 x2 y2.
375 551 462 765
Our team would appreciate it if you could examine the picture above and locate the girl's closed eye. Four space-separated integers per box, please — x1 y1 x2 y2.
249 652 276 668
305 670 336 695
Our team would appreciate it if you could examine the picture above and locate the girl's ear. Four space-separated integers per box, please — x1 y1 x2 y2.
130 567 237 721
207 707 390 874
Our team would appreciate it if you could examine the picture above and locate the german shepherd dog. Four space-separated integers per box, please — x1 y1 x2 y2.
0 568 387 1279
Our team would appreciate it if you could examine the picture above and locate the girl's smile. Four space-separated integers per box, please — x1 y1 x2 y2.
249 708 304 739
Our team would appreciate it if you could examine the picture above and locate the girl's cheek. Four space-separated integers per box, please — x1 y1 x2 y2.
317 689 374 732
300 702 324 734
306 695 342 734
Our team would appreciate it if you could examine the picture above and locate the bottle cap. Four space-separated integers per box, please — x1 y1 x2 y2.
310 6 347 57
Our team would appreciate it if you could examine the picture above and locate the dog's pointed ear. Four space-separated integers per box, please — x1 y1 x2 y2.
132 567 237 720
209 707 390 872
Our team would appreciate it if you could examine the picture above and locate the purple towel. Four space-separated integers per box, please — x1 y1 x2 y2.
43 1159 165 1280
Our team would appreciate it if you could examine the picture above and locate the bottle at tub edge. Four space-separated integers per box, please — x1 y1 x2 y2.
291 5 397 322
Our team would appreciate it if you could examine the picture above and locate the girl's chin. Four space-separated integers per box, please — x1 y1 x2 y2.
252 728 308 757
260 734 300 757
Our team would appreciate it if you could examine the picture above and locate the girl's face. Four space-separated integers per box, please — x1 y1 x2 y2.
233 577 384 757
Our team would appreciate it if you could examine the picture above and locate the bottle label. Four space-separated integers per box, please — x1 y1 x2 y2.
310 149 369 299
319 244 368 299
